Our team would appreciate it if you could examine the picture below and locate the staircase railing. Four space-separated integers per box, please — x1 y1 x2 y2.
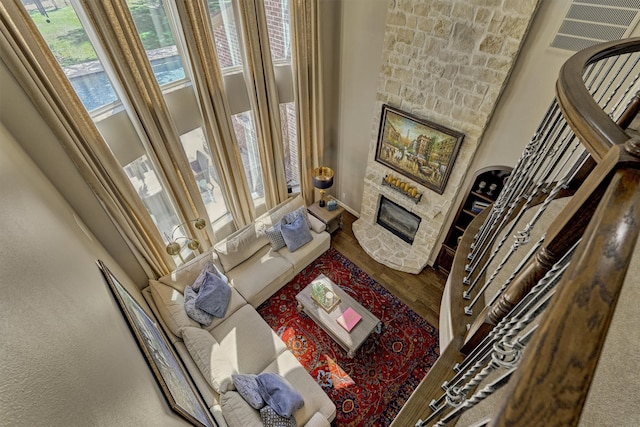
391 38 640 427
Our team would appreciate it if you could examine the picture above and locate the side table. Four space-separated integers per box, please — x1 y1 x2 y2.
307 200 345 234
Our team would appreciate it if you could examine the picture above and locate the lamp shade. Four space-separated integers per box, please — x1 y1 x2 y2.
166 241 181 256
312 166 334 189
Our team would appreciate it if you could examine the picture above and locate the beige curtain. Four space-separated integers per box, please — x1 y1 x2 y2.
290 0 324 207
78 0 213 250
236 0 289 209
0 1 174 277
172 0 254 228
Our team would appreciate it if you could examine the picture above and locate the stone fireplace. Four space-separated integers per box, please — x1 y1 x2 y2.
353 168 446 274
376 196 421 244
351 1 538 274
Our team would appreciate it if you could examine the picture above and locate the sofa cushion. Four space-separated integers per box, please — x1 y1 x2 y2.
256 373 304 418
209 305 287 375
220 391 263 427
182 327 237 393
195 272 231 317
184 285 214 326
232 373 265 410
278 231 330 272
255 195 306 235
262 351 336 426
149 279 199 337
259 406 297 427
226 246 293 307
304 413 331 427
307 214 326 234
214 223 269 272
281 214 313 252
158 251 224 293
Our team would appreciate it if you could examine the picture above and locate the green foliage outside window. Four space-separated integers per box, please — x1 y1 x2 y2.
29 1 176 67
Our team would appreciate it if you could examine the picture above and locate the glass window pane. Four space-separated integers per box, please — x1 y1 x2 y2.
126 0 186 85
232 112 264 201
264 0 291 63
207 0 243 70
179 128 229 223
123 155 181 243
280 102 299 193
23 1 119 112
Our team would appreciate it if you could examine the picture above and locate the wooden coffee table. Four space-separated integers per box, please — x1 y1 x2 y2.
296 274 381 358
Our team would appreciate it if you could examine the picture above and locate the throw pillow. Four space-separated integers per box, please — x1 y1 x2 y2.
183 285 214 326
192 261 227 292
259 406 297 427
256 372 304 418
280 214 313 252
214 223 269 271
264 222 286 250
282 206 311 229
195 271 231 318
232 373 265 410
148 280 199 336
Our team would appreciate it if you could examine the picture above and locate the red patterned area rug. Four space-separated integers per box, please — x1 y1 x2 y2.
257 248 439 426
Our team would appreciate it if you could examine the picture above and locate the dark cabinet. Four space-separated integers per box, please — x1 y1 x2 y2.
435 166 512 275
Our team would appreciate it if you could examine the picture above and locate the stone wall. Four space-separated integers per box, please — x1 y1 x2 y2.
354 0 540 273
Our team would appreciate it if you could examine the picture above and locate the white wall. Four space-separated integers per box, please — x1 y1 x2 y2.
0 122 193 426
333 0 388 213
468 0 572 171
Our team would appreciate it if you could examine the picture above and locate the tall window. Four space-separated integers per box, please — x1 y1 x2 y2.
22 0 299 248
207 0 243 70
126 0 187 86
25 2 119 112
264 0 300 191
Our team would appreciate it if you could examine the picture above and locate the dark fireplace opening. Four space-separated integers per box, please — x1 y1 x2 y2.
376 196 421 244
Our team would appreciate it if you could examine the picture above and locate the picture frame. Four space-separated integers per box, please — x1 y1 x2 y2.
375 104 464 194
97 260 217 427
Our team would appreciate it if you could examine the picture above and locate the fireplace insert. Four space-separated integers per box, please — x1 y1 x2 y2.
376 196 421 244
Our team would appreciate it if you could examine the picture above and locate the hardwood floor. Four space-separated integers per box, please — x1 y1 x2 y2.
330 211 447 329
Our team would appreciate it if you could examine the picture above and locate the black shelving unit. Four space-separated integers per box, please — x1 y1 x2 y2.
435 166 512 275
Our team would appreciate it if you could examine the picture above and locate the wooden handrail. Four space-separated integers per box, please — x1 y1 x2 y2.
397 39 640 427
490 164 640 426
556 38 640 161
464 37 640 352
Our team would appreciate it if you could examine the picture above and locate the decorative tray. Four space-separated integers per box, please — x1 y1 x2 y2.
310 278 341 313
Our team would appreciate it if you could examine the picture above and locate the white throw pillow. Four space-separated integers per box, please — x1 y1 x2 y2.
149 280 199 337
214 224 268 271
182 327 237 393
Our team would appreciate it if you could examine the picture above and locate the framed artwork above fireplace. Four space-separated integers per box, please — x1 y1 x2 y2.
375 104 464 195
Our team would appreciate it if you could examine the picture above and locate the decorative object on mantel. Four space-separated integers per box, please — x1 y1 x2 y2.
311 166 334 207
375 104 464 194
382 173 423 204
165 218 207 260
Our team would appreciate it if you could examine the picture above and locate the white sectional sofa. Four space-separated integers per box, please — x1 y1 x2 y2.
142 195 336 426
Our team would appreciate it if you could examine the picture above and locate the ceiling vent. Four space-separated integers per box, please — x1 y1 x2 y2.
550 0 640 52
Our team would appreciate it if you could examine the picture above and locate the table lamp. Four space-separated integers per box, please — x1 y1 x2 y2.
311 166 334 207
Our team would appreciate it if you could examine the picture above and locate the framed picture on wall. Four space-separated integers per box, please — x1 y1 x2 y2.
97 260 217 427
375 104 464 194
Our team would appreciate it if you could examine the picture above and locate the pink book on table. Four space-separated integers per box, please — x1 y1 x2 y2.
337 307 362 332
